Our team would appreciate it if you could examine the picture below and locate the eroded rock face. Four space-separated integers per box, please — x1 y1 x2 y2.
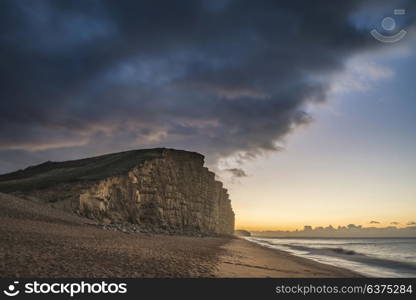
4 149 235 235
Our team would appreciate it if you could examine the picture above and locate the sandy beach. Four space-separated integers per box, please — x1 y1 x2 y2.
0 193 359 278
216 238 360 277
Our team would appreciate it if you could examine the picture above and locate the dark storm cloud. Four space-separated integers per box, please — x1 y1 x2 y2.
1 0 415 172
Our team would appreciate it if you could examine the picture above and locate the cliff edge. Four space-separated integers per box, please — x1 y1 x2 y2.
0 148 235 235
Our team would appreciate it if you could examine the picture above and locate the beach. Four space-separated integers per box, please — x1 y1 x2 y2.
216 238 359 277
0 193 358 278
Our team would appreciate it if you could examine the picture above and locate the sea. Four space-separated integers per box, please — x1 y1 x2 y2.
246 237 416 277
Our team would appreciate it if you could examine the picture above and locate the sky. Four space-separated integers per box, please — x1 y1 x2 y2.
1 0 415 231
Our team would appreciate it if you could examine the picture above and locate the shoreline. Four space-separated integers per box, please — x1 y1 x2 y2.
214 237 362 277
1 192 360 278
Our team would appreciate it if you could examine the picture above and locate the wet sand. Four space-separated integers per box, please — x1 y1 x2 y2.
0 193 359 278
215 238 360 277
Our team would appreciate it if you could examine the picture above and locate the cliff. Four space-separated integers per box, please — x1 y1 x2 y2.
0 148 235 235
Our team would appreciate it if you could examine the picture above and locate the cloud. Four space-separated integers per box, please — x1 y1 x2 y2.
369 220 380 224
0 0 415 172
407 221 416 226
347 224 362 229
225 168 248 178
390 221 400 225
329 57 394 94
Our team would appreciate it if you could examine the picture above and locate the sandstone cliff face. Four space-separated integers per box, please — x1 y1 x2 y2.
0 149 235 235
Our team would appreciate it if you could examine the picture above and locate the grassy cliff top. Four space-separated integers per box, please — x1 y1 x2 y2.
0 148 202 192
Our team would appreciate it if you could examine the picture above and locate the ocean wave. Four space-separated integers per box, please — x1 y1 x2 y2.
282 244 357 255
248 237 416 277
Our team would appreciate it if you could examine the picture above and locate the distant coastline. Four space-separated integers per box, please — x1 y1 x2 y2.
250 224 416 238
253 235 416 239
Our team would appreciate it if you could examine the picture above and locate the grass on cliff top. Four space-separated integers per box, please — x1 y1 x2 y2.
0 149 165 193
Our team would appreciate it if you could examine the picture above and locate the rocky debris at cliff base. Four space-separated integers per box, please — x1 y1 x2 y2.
234 229 251 237
0 192 231 278
96 222 224 237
